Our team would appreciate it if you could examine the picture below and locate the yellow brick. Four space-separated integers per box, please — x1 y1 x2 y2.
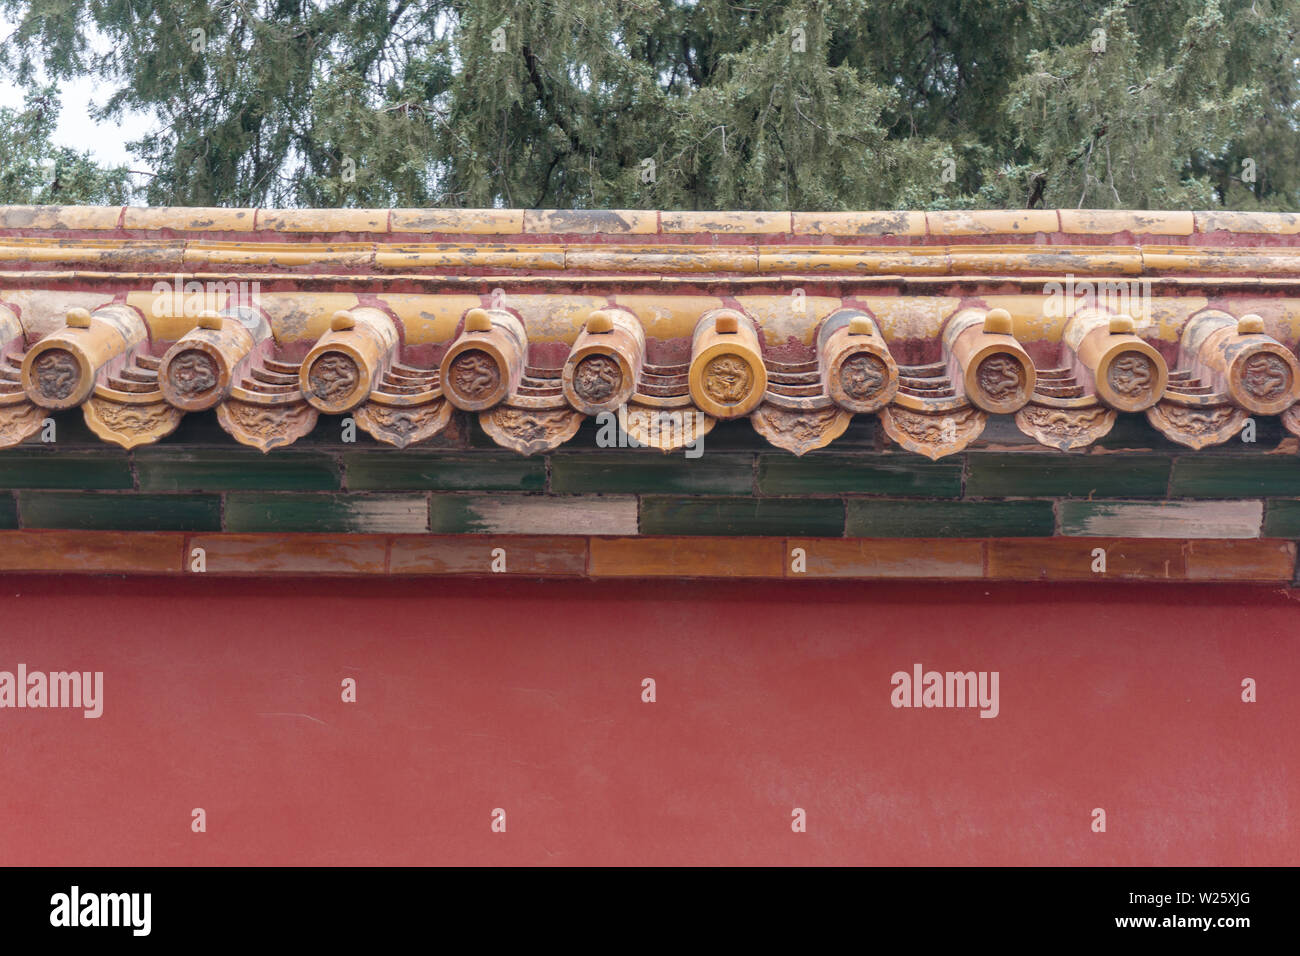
926 209 1059 236
185 242 373 270
491 293 611 343
735 295 842 346
0 206 123 230
1194 211 1300 235
757 246 946 275
374 246 564 271
123 207 255 232
948 245 1142 276
390 208 524 234
257 208 388 233
379 294 484 345
792 211 926 236
255 292 363 342
1141 247 1300 277
603 294 727 339
523 209 658 234
1059 209 1194 235
565 246 755 273
660 210 790 234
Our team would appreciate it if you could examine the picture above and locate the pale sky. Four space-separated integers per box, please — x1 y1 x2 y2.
0 12 156 173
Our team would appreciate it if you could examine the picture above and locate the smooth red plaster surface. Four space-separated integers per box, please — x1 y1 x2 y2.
0 576 1294 866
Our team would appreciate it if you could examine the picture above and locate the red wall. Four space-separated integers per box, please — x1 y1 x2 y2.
0 575 1294 866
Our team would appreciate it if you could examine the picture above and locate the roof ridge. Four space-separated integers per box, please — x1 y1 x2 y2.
0 206 1297 240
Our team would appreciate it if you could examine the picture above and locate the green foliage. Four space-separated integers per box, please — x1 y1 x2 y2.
1005 1 1260 208
0 0 1296 210
0 85 136 204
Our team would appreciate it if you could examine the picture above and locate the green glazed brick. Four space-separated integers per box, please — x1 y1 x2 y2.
1263 500 1300 538
639 496 844 536
845 498 1055 537
135 448 341 491
758 454 961 497
0 492 16 528
430 494 637 534
0 448 134 489
966 453 1169 498
1172 457 1300 498
19 492 221 531
345 452 545 491
551 452 753 494
225 493 428 533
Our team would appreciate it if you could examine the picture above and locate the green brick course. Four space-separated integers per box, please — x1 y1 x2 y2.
345 452 545 491
966 453 1169 498
0 448 134 489
1172 457 1300 498
18 491 221 531
758 454 961 496
846 498 1055 537
551 452 753 494
1 433 1295 541
225 493 429 533
1263 500 1300 538
639 496 844 536
429 494 638 534
135 448 342 491
1059 499 1263 538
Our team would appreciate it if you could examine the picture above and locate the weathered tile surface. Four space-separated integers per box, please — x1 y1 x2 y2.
187 533 388 574
787 538 985 578
19 492 221 531
224 493 429 533
0 530 184 572
988 538 1188 580
429 494 637 535
1172 458 1300 498
966 453 1169 498
639 496 844 536
552 452 753 495
846 499 1054 537
758 454 961 497
1058 500 1262 539
1262 500 1300 538
136 448 341 491
1183 540 1295 582
345 452 545 491
589 536 785 577
0 448 134 489
390 535 587 575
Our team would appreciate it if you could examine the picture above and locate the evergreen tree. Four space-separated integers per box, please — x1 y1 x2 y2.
0 0 1295 210
0 85 136 204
